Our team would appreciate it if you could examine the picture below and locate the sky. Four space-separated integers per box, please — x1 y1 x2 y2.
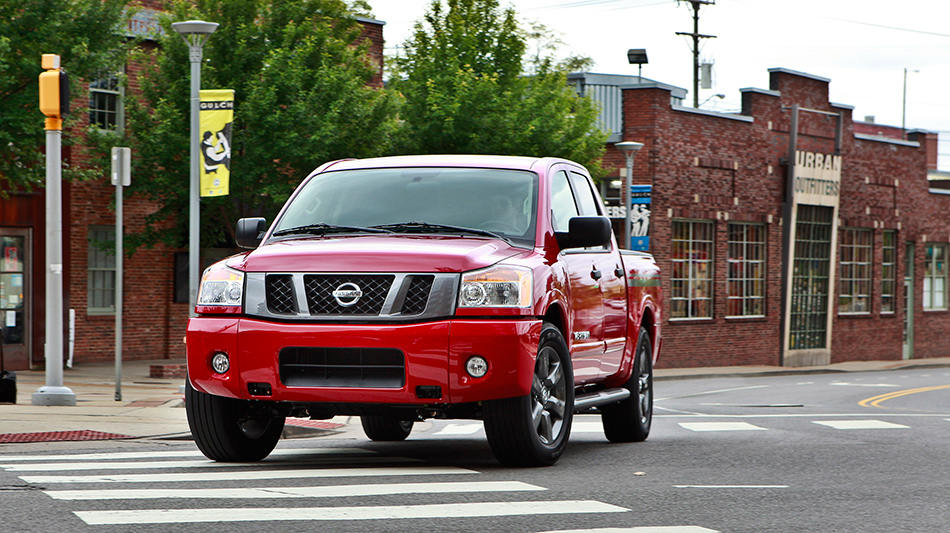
371 0 950 169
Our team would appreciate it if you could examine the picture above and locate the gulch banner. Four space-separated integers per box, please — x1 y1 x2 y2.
199 89 234 197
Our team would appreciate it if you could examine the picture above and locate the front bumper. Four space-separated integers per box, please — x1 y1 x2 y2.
186 317 542 405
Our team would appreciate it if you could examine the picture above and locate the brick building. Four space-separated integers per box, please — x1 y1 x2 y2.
0 6 386 371
579 67 948 367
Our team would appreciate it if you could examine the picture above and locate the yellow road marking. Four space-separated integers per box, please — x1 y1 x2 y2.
859 384 950 408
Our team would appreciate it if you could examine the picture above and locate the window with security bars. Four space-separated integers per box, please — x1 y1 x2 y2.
881 231 897 314
726 223 766 317
838 228 872 314
87 226 116 314
923 243 948 310
88 71 122 131
671 220 713 319
789 205 833 350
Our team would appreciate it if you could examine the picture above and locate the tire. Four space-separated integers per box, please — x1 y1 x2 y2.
361 415 414 441
601 326 653 443
185 378 284 462
484 323 574 467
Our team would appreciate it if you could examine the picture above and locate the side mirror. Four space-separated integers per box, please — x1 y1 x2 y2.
555 216 612 250
236 217 268 249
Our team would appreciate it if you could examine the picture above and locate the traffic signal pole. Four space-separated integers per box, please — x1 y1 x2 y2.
33 54 76 406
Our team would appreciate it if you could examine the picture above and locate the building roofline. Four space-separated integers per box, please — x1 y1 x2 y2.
671 104 754 123
854 133 920 148
739 87 781 98
767 67 831 83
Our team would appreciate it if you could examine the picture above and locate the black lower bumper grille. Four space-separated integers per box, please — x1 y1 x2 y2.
279 347 406 388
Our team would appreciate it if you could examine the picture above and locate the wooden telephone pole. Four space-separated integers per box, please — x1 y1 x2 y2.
676 0 716 108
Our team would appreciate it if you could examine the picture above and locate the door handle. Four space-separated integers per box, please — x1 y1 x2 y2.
614 265 624 278
590 269 602 281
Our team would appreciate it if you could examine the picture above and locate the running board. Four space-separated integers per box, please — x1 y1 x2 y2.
573 388 630 412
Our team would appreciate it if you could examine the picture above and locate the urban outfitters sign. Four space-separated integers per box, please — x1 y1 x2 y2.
793 150 841 208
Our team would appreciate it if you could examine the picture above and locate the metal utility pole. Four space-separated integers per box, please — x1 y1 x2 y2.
172 20 218 316
676 0 716 108
111 147 130 401
34 54 75 406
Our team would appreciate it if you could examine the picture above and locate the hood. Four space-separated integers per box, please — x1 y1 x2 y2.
235 235 528 273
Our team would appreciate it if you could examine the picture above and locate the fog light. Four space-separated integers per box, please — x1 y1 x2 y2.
211 352 230 374
466 356 488 378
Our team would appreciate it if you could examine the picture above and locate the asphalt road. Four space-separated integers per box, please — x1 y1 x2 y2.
1 367 948 532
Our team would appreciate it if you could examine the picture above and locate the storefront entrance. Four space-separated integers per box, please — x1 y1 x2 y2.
0 228 30 369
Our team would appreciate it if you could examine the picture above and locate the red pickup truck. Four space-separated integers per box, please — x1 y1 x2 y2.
186 154 661 467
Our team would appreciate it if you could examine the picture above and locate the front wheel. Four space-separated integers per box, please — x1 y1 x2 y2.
185 379 285 462
601 326 653 442
484 323 574 467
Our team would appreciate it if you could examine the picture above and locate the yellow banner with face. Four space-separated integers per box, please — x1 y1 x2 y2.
199 89 234 197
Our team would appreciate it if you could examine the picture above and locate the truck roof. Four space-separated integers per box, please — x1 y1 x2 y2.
317 154 583 174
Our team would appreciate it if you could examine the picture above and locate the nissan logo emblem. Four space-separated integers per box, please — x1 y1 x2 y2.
332 282 363 307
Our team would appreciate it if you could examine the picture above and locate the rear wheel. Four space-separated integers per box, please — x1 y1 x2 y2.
361 416 414 441
601 326 653 442
185 379 284 462
484 323 574 467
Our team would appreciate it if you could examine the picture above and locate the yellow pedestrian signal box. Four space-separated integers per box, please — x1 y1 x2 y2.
39 54 70 130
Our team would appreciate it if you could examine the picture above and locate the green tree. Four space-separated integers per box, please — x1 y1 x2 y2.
0 0 128 194
390 0 606 174
95 0 400 250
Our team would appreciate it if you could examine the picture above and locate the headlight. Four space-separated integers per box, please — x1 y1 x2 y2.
197 263 244 306
458 265 532 308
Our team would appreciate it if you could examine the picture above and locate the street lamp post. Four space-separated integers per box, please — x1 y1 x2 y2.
172 20 218 317
615 141 644 250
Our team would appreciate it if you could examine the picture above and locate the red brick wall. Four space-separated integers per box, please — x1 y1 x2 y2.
617 69 949 368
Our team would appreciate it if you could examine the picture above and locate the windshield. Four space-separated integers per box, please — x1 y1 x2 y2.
272 167 539 247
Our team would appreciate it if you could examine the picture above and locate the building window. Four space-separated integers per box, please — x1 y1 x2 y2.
881 231 896 314
789 205 833 350
671 220 713 319
727 223 765 317
87 226 116 314
923 243 948 310
89 71 123 131
838 228 872 314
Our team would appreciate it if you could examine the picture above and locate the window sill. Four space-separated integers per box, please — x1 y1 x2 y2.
837 312 872 318
669 317 714 323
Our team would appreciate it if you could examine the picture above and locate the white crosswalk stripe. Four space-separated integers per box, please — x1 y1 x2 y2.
75 500 629 525
18 464 477 484
1 455 413 472
433 419 604 435
0 447 374 462
44 481 546 500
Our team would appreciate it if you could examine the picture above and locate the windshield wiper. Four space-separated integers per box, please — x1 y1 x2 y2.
271 223 393 237
370 221 511 243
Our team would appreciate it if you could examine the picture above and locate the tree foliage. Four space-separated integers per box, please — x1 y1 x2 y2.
0 0 128 194
390 0 606 174
100 0 401 250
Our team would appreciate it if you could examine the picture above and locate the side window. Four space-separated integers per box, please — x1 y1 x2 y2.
569 172 601 216
569 172 609 251
550 170 579 232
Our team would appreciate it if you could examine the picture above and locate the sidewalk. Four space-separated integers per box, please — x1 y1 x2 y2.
2 356 949 445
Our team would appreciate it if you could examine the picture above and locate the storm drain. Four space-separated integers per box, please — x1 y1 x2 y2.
0 430 135 443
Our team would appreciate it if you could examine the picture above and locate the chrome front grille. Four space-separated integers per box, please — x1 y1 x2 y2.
245 272 457 322
403 275 434 315
265 275 296 314
304 274 394 316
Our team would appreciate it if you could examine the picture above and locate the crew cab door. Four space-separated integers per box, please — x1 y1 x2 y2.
564 171 627 376
550 168 626 383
